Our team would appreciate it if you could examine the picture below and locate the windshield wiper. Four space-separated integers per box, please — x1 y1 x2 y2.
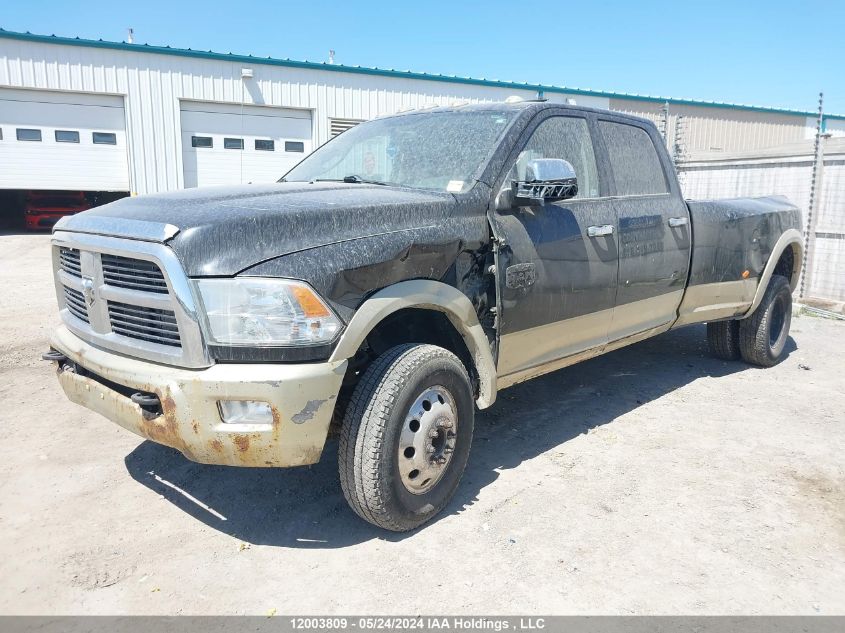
314 175 391 186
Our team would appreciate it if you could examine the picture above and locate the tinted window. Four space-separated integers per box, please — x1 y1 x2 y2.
224 138 244 150
505 116 599 199
93 132 117 145
192 136 213 148
55 130 80 143
284 141 304 153
17 128 42 142
598 121 668 196
255 139 275 151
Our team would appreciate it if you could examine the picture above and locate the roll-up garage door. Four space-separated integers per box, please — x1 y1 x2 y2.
0 88 129 191
180 101 312 188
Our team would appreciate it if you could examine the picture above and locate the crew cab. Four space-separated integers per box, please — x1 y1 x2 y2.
43 101 802 531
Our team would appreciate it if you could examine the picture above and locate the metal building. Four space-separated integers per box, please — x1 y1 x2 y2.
2 28 844 202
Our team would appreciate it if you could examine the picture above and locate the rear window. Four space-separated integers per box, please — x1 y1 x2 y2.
598 121 668 196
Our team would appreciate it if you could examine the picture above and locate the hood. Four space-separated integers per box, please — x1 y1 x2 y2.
56 182 458 276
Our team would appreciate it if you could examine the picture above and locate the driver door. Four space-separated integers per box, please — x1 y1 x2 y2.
491 113 618 382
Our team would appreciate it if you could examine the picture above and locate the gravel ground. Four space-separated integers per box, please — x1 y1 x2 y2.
1 231 843 615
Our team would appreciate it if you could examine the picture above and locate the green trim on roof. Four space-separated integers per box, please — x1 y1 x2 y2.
2 28 843 121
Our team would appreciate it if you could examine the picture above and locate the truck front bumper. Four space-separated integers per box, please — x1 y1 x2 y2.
49 325 348 467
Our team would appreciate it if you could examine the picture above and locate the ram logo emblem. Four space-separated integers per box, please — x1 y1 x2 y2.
505 263 536 289
81 276 96 306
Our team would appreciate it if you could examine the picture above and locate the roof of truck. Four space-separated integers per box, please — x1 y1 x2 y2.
379 99 655 125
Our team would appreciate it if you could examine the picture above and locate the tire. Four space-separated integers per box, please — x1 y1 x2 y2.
339 343 474 531
707 320 741 360
738 274 792 367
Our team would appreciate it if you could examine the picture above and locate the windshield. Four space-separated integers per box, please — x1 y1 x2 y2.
283 110 517 193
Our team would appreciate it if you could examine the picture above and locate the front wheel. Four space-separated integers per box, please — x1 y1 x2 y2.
338 344 474 531
738 274 793 367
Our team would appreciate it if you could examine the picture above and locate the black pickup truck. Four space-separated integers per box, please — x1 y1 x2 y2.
45 100 802 530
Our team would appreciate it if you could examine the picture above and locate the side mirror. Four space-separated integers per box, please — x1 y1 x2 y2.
513 158 578 206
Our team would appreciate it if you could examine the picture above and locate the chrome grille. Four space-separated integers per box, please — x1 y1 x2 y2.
59 247 82 278
51 231 210 368
63 287 89 323
101 253 168 294
108 301 181 347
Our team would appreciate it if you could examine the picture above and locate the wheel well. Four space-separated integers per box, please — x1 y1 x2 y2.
772 243 798 287
361 308 475 383
331 308 478 428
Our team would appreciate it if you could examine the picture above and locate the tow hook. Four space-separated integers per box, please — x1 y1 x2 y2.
41 349 67 363
130 392 161 408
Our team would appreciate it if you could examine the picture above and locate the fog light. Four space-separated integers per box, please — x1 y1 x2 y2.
218 400 273 424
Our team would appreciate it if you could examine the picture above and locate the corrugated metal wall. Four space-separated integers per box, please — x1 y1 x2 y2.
610 99 811 154
2 36 820 197
0 38 610 194
812 148 845 301
679 139 845 301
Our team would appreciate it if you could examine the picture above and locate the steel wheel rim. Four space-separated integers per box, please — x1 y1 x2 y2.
397 385 458 495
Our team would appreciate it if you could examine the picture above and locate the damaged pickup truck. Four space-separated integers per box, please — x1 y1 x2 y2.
44 100 802 531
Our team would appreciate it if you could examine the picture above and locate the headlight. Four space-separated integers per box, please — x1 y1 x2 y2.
195 278 342 346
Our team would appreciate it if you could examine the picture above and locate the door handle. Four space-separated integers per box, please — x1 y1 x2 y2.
668 217 688 227
587 224 614 237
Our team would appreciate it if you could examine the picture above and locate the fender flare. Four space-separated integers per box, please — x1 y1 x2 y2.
328 280 498 408
742 228 803 318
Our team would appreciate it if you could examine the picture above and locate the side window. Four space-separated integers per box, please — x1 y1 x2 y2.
598 121 668 196
504 116 599 199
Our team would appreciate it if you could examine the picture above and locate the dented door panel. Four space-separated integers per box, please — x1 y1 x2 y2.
493 198 618 377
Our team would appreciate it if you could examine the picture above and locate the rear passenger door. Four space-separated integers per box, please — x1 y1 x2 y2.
597 117 691 341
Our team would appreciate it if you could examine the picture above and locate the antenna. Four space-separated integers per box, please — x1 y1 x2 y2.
127 28 134 44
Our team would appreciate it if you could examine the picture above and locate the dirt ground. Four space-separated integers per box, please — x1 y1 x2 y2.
1 231 843 615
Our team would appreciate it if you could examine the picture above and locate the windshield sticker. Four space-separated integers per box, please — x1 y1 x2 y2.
447 180 464 192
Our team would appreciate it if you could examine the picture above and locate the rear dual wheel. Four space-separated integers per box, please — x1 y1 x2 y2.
707 274 792 367
339 344 474 531
737 275 792 367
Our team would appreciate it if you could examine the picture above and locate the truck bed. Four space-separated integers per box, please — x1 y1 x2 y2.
675 195 802 326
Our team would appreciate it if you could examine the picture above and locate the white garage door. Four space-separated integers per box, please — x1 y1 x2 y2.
180 101 312 188
0 88 129 191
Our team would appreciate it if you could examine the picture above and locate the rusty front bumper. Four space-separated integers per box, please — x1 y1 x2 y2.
50 325 348 467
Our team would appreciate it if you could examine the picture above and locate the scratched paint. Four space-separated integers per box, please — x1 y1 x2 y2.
291 399 327 424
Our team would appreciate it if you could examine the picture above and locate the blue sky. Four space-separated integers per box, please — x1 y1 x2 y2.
3 0 844 113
